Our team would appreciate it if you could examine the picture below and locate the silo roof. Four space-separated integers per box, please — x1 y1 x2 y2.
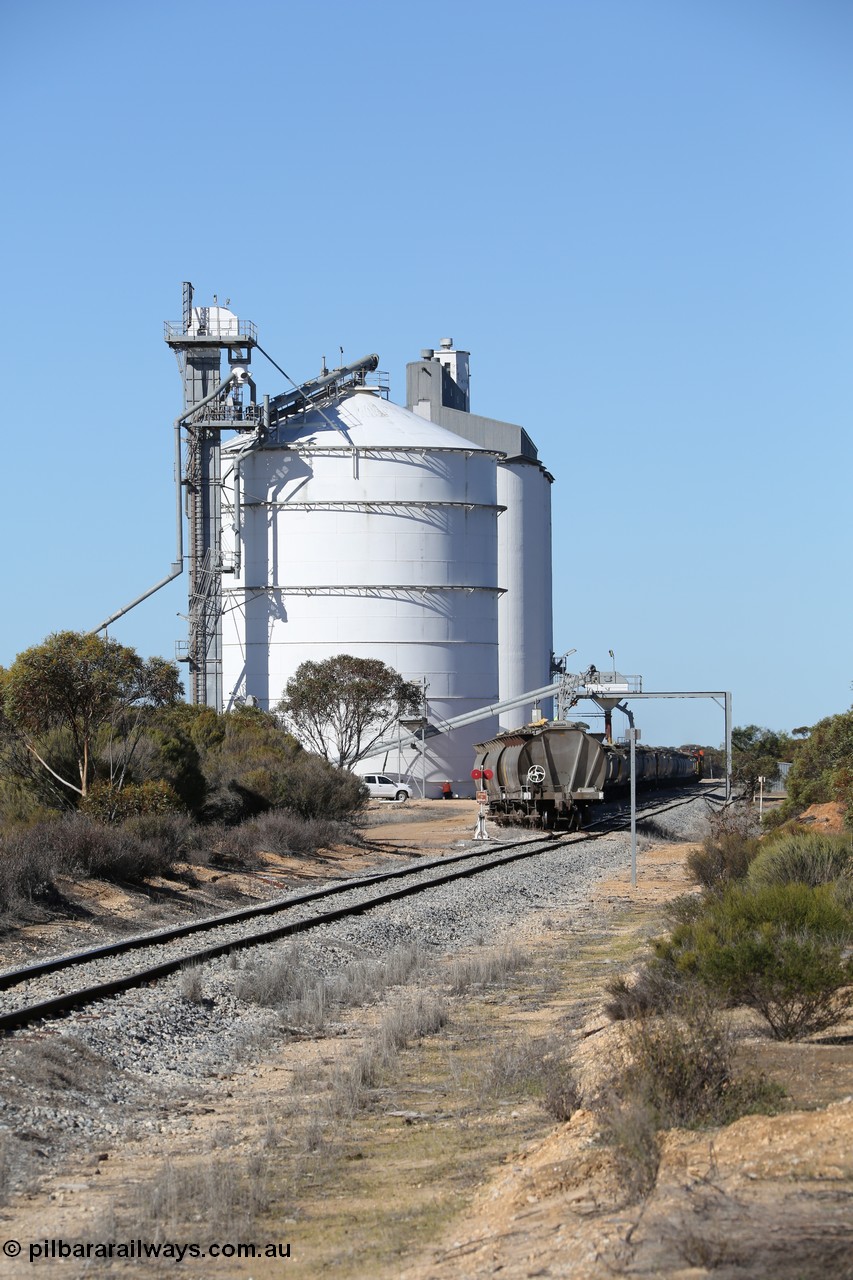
262 391 506 454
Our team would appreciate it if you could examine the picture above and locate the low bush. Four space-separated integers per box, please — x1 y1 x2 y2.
604 963 693 1021
212 811 347 866
48 814 186 883
0 822 63 910
613 1002 783 1129
80 780 184 824
121 812 202 865
748 830 853 891
597 1095 661 1202
686 805 759 889
662 894 705 927
480 1034 580 1121
656 882 853 1039
596 1001 783 1203
0 808 199 905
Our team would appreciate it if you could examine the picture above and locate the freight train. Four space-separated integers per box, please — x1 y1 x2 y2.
473 721 703 830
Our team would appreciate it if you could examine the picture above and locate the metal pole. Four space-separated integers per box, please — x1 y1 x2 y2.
421 677 428 800
725 691 733 802
625 727 630 885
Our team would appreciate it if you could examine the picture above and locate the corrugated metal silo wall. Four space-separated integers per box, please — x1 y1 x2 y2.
220 394 501 794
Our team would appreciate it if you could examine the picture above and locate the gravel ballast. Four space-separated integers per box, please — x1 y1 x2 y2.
0 793 713 1197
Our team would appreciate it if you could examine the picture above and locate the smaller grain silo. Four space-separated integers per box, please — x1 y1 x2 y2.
406 341 554 728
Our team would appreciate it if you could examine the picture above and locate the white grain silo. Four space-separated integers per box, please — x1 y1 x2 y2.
406 342 553 728
219 385 503 793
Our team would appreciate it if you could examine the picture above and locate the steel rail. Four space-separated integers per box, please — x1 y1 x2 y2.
0 833 572 1033
0 837 563 993
2 785 713 994
0 789 718 1034
582 785 726 835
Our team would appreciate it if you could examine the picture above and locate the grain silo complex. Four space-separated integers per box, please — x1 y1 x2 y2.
161 288 553 795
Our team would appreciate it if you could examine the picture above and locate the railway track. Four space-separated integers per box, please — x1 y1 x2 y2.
585 784 727 835
0 789 721 1034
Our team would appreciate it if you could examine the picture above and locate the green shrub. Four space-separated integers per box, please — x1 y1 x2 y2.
268 754 366 821
115 717 207 813
686 806 759 889
657 882 853 1039
748 831 853 891
80 779 184 824
0 780 60 827
784 708 853 814
199 708 364 823
0 725 82 821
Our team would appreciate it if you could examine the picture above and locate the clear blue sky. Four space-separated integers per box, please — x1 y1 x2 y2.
2 0 850 748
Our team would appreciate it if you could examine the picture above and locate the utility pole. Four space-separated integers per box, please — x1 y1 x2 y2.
421 677 428 799
628 726 639 888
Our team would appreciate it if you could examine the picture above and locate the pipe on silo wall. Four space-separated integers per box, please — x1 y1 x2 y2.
90 372 242 635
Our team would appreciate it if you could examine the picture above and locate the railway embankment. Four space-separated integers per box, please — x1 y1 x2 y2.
0 797 849 1278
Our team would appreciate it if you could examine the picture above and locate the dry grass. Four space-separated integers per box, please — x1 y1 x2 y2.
476 1032 579 1121
597 1094 661 1202
325 991 449 1122
236 943 430 1034
135 1152 273 1241
179 962 204 1003
0 1133 10 1207
448 943 529 994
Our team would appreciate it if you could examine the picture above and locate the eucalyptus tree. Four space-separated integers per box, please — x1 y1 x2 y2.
2 631 182 799
276 655 421 770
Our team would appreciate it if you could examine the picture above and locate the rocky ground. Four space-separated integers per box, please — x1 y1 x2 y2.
0 796 849 1278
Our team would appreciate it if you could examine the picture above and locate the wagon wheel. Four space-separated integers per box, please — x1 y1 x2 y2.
526 765 546 784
